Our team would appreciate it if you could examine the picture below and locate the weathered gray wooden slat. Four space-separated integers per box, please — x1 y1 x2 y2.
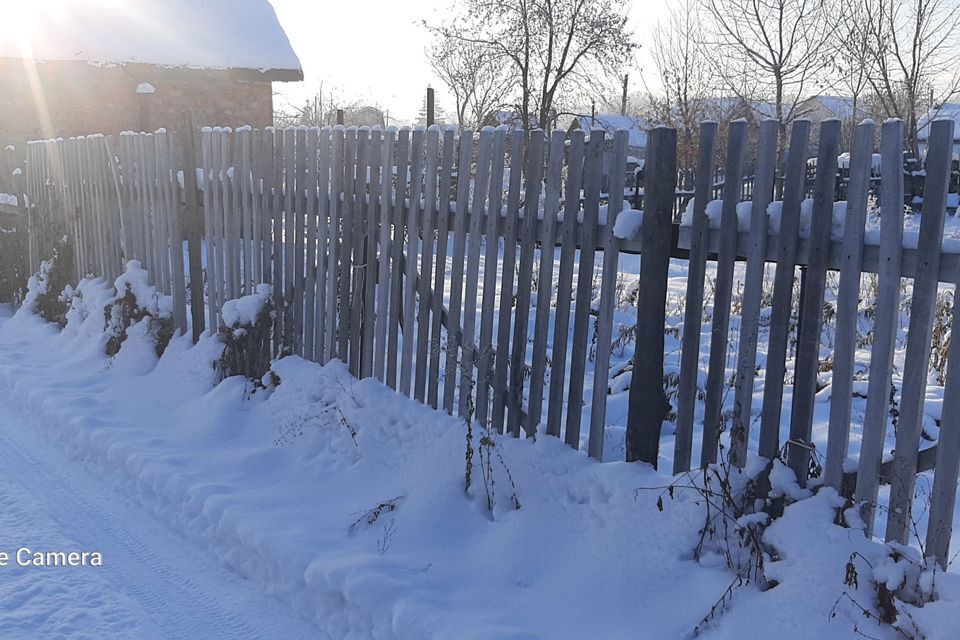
386 129 410 388
251 129 264 286
136 135 155 279
427 129 456 407
227 130 241 301
293 127 308 355
587 130 629 460
823 120 876 490
527 129 566 434
475 127 509 428
443 131 474 412
361 130 382 378
563 130 600 446
700 120 747 468
337 128 356 362
200 129 219 333
374 129 397 379
303 128 320 361
458 128 495 416
239 127 254 296
145 135 164 285
400 128 425 395
788 119 842 485
757 119 811 460
626 126 678 465
492 130 525 433
314 128 332 363
728 120 780 468
272 128 285 350
414 128 441 402
324 127 343 362
926 280 960 566
210 130 225 324
546 130 585 439
588 134 631 449
675 121 719 471
348 129 369 374
509 130 546 437
282 127 297 348
159 131 188 335
885 119 953 544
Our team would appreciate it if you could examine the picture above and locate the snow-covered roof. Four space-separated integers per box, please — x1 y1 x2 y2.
798 96 869 120
917 104 960 141
577 114 648 149
0 0 302 80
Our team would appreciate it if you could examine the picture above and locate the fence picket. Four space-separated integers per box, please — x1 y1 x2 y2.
588 129 629 460
885 119 953 544
476 128 509 428
675 122 719 472
386 129 409 387
459 128 494 416
400 128 425 395
428 129 456 407
414 127 441 401
564 131 600 447
528 130 566 434
443 131 474 412
361 130 382 378
788 119 842 485
374 129 397 380
729 120 780 468
758 119 811 461
823 120 876 490
547 130 585 439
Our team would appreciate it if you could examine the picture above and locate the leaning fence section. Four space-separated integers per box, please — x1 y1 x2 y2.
19 117 960 571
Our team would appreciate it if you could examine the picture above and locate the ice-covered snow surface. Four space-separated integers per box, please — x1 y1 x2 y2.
3 258 960 638
0 0 301 72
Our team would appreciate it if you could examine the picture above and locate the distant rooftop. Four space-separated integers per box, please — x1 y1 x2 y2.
0 0 302 80
576 114 648 149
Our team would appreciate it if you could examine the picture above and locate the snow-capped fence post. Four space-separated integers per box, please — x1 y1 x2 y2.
179 112 205 342
414 126 442 403
757 119 811 461
823 119 876 490
854 119 905 534
885 118 953 545
700 119 747 468
729 119 779 469
674 121 718 473
787 119 842 486
626 126 676 466
443 130 473 411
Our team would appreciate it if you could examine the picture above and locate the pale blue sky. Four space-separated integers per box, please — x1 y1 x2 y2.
269 0 662 124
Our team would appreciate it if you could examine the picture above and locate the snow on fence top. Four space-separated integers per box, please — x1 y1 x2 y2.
0 0 302 77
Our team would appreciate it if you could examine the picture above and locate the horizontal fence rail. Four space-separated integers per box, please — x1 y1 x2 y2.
13 116 960 569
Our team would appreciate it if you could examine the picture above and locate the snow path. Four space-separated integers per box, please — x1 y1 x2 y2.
0 400 319 639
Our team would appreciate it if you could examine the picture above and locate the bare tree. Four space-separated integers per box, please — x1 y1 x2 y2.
646 0 716 169
428 39 512 128
860 0 960 154
701 0 841 148
826 1 875 149
273 82 370 128
427 0 636 131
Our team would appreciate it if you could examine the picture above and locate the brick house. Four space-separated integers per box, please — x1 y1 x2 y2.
0 0 302 147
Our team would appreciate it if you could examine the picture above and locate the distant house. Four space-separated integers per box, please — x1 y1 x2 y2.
917 104 960 159
795 96 870 124
0 0 302 147
572 114 649 192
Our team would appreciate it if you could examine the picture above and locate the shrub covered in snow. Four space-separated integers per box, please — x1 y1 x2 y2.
103 261 174 358
23 235 75 327
217 284 274 382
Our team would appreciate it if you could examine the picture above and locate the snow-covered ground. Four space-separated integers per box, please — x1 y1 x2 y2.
3 269 960 638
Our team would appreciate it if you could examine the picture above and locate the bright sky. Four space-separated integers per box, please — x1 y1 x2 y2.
269 0 667 125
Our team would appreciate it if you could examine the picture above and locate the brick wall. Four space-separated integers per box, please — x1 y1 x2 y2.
0 58 276 147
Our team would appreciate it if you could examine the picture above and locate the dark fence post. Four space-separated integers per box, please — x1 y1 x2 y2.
179 111 206 343
426 87 435 127
626 126 677 466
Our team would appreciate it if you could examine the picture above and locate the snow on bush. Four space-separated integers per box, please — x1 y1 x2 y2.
218 284 274 383
103 260 174 358
22 235 74 327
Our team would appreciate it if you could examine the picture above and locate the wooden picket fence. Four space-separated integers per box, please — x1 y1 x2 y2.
18 116 960 569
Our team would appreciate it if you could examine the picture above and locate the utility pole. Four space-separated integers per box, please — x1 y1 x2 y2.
621 74 629 116
591 100 596 127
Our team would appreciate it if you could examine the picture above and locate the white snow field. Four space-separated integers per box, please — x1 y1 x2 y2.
2 264 960 638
